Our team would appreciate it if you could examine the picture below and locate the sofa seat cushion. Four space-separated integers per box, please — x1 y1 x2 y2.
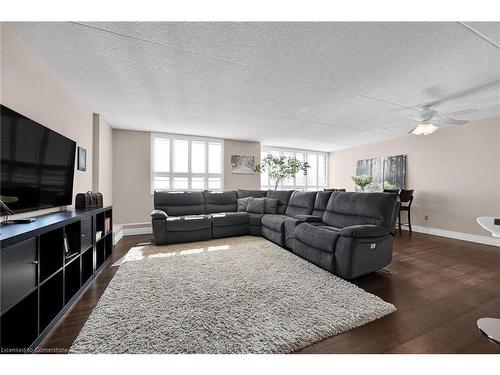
211 212 249 227
166 215 212 232
248 213 265 226
261 214 288 232
294 222 341 253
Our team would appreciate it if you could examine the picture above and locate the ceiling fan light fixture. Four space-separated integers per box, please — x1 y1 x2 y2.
411 122 439 136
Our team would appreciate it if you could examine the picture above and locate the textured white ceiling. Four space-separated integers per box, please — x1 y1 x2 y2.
6 22 500 151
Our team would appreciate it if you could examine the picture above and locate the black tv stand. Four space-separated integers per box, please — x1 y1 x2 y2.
1 217 37 225
0 206 113 352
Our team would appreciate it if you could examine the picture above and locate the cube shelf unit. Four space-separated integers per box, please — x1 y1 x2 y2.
0 206 113 351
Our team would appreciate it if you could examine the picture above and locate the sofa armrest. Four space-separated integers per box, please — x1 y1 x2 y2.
340 225 389 238
151 209 168 219
293 214 322 223
284 215 322 249
151 210 168 245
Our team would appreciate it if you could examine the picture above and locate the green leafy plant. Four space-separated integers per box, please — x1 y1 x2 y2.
255 154 310 190
351 175 373 191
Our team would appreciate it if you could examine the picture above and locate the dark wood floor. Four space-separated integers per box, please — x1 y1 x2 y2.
39 232 500 353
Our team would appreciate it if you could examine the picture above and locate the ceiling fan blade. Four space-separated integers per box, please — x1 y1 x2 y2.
407 126 418 135
420 109 437 119
433 118 469 126
437 108 478 117
424 78 500 108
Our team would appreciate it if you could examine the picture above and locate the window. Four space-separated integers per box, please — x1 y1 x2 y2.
151 133 224 192
261 146 328 191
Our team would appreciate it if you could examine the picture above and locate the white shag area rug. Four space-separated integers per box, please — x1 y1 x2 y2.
70 236 395 354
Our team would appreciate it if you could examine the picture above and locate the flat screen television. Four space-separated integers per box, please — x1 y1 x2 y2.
1 105 76 215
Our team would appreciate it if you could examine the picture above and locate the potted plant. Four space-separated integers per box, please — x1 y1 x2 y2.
351 175 373 192
255 155 310 190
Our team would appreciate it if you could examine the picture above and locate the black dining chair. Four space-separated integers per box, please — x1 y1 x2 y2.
398 189 414 233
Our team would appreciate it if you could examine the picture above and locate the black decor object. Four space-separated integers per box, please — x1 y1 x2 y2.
494 218 500 226
0 105 77 215
77 146 87 171
75 191 103 209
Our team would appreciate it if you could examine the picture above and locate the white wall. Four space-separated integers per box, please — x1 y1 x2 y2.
92 114 113 206
1 25 113 218
223 139 261 190
112 130 262 224
112 129 152 224
329 117 500 237
1 24 94 218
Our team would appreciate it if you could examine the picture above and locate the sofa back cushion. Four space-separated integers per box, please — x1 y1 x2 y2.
204 191 238 213
285 191 317 217
237 189 267 199
322 192 397 229
266 190 294 214
237 197 253 212
154 191 205 216
312 191 333 217
263 198 279 214
246 197 266 214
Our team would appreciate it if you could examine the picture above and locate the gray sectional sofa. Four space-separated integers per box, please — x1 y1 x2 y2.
151 189 398 279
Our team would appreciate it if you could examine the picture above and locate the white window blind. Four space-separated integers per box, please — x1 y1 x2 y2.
261 146 328 191
151 133 224 192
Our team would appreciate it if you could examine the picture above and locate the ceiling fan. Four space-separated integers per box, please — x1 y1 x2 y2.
386 105 478 136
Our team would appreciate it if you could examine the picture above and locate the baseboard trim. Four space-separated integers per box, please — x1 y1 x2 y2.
123 224 153 236
402 225 500 247
113 226 124 245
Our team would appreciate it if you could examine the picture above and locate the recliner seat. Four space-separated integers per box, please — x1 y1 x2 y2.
165 215 212 244
204 191 249 238
236 189 268 235
282 190 333 249
293 192 398 279
251 190 295 240
261 191 316 248
151 191 212 244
